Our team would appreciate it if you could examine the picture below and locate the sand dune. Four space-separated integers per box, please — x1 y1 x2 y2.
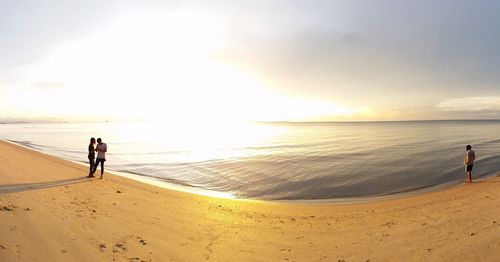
0 140 498 261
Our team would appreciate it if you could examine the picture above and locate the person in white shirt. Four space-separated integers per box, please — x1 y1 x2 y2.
90 138 107 179
464 144 475 183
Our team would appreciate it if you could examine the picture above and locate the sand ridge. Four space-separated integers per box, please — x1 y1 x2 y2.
0 140 499 261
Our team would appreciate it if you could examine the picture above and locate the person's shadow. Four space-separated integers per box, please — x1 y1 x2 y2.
0 177 91 194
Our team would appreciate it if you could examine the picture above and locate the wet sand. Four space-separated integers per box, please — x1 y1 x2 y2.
0 140 499 261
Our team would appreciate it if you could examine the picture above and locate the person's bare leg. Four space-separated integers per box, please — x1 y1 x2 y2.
468 171 472 183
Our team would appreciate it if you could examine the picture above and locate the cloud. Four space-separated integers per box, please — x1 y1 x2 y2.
437 96 500 111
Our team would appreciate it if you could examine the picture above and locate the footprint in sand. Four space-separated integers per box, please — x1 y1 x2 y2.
98 243 107 252
113 243 128 254
13 244 22 257
1 205 17 211
139 239 147 245
204 243 213 260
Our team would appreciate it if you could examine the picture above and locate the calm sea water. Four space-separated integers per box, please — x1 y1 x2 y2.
1 120 499 200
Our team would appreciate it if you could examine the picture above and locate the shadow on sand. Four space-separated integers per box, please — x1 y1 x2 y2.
0 176 91 194
474 179 500 184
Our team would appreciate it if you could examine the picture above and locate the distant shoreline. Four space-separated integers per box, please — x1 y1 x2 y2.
3 118 500 125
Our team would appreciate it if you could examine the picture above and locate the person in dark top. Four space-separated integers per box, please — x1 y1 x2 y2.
88 137 96 177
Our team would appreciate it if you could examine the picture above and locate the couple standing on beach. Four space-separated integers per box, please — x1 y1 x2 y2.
88 137 107 179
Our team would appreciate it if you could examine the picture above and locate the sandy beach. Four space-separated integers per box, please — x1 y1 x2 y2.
0 140 498 261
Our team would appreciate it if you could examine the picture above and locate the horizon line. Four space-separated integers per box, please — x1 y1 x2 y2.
2 118 500 125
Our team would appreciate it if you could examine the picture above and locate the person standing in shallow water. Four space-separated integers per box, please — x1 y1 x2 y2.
91 138 107 179
87 137 96 177
464 145 476 183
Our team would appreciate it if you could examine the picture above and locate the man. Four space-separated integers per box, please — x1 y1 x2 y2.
464 145 475 183
91 138 107 179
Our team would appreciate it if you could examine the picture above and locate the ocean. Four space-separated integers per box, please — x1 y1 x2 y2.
1 120 499 200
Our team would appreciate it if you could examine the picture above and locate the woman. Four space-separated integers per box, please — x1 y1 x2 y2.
88 137 96 177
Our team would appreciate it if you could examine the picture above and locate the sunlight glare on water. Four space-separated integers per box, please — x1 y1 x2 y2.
107 121 290 163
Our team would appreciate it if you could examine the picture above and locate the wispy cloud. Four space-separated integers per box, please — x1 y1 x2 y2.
437 96 500 111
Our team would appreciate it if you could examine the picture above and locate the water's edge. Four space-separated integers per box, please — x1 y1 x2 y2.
5 139 497 204
5 140 236 199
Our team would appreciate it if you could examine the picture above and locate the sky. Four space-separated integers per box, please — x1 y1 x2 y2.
1 0 500 122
